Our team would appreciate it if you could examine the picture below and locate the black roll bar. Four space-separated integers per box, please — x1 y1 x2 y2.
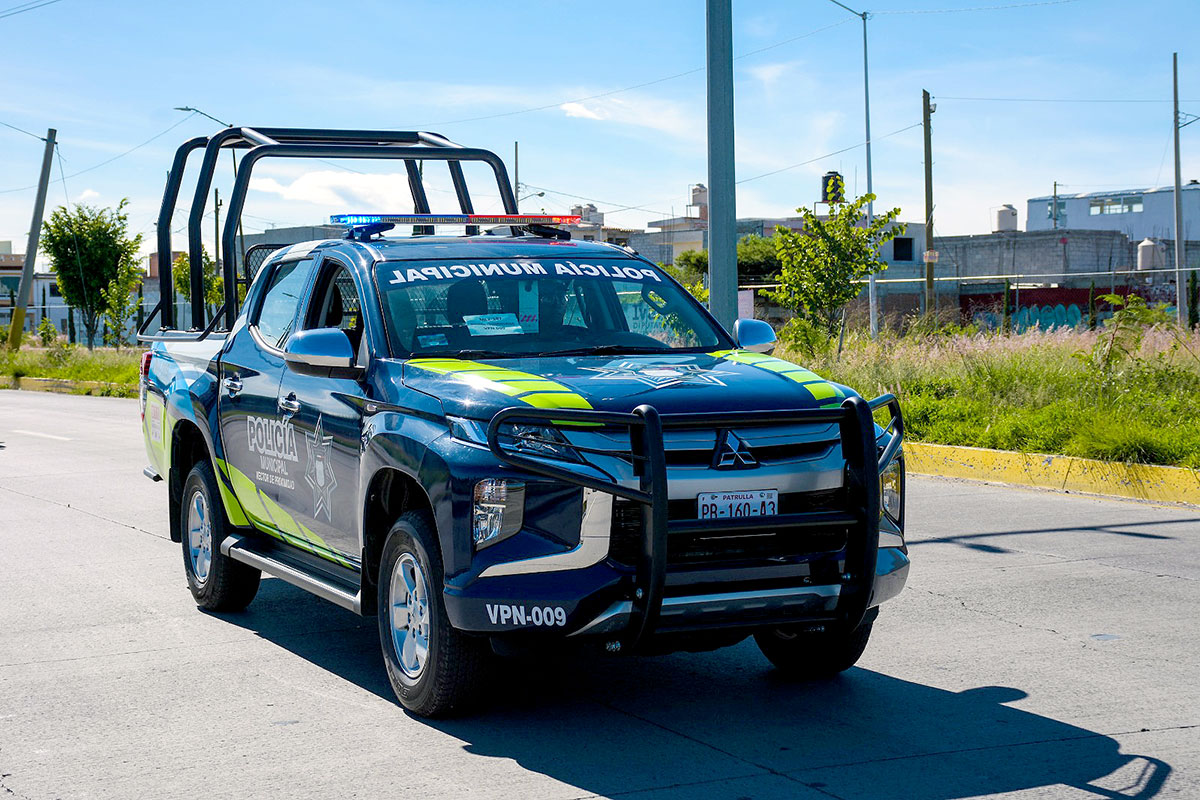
486 396 904 648
144 127 519 341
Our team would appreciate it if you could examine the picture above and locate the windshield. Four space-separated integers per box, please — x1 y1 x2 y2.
374 259 729 357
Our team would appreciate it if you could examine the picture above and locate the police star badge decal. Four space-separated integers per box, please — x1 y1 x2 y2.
581 361 732 388
304 414 338 522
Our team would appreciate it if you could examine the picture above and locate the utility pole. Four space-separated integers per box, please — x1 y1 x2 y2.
7 128 56 351
513 141 519 213
706 0 738 330
922 89 935 314
1052 181 1059 229
1173 52 1191 326
213 188 222 277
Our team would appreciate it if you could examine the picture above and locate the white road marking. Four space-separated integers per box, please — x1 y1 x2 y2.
11 429 71 441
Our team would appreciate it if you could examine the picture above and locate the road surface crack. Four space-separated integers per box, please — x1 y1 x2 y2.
0 484 165 540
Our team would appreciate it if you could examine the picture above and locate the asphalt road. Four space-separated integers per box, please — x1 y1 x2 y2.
1 390 1197 800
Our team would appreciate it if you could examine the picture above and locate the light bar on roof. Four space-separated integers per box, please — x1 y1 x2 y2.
331 213 581 226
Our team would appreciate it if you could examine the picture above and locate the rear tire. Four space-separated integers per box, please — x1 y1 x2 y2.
378 510 489 717
181 461 261 612
755 621 873 679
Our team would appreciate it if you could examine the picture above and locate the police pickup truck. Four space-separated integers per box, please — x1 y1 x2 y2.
139 128 908 717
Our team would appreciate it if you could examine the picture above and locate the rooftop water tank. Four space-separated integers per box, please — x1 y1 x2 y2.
1137 238 1164 271
821 171 845 204
994 204 1018 232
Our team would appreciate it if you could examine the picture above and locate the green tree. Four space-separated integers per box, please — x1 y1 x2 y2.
734 234 780 283
101 258 144 348
172 246 223 319
768 182 905 335
672 234 782 285
42 200 143 349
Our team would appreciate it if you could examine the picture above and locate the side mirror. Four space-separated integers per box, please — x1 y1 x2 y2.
284 328 359 374
734 318 776 354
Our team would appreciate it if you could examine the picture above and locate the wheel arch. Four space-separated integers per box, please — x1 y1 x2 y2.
168 419 211 543
361 466 436 616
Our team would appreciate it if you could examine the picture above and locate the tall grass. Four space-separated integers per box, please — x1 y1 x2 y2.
779 327 1200 469
0 345 140 387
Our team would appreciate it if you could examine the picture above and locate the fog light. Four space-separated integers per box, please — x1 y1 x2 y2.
473 479 525 549
881 457 903 523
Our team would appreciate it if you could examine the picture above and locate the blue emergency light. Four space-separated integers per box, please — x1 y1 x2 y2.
331 213 582 226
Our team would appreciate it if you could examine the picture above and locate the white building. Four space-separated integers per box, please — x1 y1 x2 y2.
1026 182 1200 241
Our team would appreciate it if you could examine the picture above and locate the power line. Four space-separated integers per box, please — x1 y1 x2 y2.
518 183 673 218
0 0 63 20
414 18 855 128
0 119 45 141
736 121 922 185
937 95 1196 103
876 0 1085 14
0 112 199 195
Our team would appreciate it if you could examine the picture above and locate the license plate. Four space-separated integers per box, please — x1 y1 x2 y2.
697 490 778 520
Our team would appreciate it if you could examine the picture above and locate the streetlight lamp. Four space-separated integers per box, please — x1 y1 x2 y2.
826 0 879 337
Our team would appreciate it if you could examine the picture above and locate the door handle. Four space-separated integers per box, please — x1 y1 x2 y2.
222 376 243 396
278 393 301 415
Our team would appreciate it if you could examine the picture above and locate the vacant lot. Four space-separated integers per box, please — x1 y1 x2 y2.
782 326 1200 468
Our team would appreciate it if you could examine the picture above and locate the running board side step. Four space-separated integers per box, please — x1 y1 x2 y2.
221 533 363 614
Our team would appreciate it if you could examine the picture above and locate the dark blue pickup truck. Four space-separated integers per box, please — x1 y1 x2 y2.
139 128 908 716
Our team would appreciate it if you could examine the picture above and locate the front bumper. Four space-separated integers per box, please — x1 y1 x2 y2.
446 395 906 642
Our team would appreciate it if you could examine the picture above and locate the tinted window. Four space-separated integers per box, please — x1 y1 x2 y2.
255 258 316 348
305 263 365 352
375 259 728 357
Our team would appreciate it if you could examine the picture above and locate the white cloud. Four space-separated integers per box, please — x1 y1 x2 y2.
746 62 791 88
560 102 606 121
249 171 416 211
77 189 100 202
556 95 705 147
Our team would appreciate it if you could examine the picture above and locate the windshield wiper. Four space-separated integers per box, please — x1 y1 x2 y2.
541 344 671 357
410 349 514 359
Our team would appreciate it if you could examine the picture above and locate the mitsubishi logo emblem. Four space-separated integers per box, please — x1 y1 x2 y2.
713 431 757 469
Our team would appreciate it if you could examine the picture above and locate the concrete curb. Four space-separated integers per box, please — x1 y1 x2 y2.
906 441 1200 506
2 375 136 397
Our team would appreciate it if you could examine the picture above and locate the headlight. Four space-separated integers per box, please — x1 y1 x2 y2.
880 457 903 524
473 479 525 549
508 424 580 462
448 417 580 462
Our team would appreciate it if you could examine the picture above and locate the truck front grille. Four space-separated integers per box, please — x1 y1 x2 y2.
609 489 849 567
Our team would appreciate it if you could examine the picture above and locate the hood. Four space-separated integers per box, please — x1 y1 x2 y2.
400 350 852 420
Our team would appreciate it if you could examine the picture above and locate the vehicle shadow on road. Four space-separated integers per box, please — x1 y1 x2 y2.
434 649 1173 800
910 517 1193 554
224 579 1172 800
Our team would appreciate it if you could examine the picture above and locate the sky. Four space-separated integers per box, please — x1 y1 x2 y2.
1 0 1199 264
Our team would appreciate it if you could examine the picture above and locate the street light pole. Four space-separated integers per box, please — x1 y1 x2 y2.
828 0 878 336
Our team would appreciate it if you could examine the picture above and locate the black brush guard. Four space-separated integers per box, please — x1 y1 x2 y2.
487 394 903 647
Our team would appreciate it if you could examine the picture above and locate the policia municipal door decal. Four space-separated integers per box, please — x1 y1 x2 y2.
304 414 338 523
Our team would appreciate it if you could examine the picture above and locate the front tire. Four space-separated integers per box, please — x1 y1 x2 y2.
755 621 874 679
377 510 489 717
181 461 261 612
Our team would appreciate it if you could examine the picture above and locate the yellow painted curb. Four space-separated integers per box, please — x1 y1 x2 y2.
906 442 1200 506
2 375 135 396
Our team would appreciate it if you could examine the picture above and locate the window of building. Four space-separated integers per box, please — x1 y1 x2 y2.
892 237 914 262
1046 200 1067 220
1088 195 1142 216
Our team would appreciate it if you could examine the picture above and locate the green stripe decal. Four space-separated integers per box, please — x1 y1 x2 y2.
213 458 251 527
218 457 354 569
409 358 594 412
710 349 845 405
